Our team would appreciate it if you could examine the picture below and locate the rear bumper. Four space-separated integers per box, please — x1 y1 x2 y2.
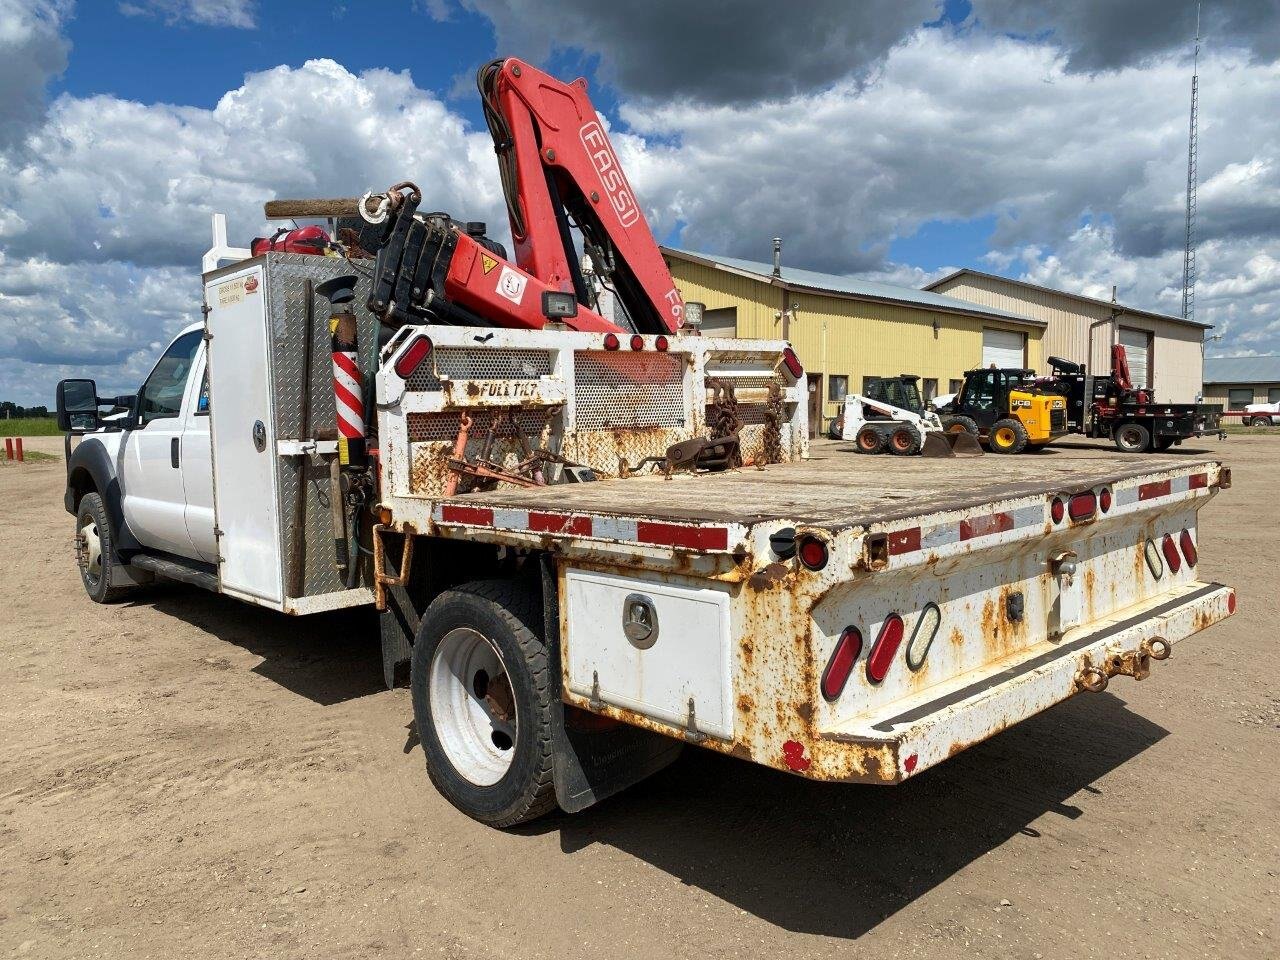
816 581 1234 784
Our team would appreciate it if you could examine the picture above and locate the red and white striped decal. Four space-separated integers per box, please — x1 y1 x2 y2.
333 350 364 440
434 504 731 552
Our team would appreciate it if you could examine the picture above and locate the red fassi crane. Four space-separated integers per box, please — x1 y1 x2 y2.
356 58 687 336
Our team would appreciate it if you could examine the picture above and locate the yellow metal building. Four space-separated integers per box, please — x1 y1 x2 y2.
662 247 1046 435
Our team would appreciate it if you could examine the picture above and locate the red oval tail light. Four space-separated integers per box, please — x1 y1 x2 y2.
1161 533 1182 574
1051 498 1065 524
1179 529 1197 566
867 615 905 684
1068 492 1096 521
393 335 433 378
821 627 863 702
782 346 804 380
1099 487 1112 512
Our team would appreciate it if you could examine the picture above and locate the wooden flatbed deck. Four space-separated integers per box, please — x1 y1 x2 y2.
441 436 1225 531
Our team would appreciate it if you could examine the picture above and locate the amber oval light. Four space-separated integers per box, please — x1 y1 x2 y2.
1161 533 1182 574
1051 498 1065 524
797 535 828 571
655 335 669 351
867 614 905 684
821 627 863 702
1099 487 1113 512
1068 492 1097 521
393 335 433 378
603 333 620 350
782 346 804 380
1179 529 1198 566
630 334 645 351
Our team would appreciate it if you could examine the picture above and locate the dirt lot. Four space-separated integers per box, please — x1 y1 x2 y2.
2 435 1276 959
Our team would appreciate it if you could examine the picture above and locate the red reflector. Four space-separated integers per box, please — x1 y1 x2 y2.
782 346 804 380
1228 591 1236 614
1161 533 1182 573
821 627 862 702
1179 529 1197 566
603 333 620 350
1099 487 1112 512
1051 498 1065 524
655 335 669 351
797 535 828 571
393 335 433 378
1068 492 1096 521
629 334 644 351
1188 472 1208 490
867 614 905 684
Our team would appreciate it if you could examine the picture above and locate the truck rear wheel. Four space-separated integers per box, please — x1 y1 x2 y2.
411 580 557 827
1113 422 1150 453
855 426 886 454
989 418 1028 454
75 492 132 604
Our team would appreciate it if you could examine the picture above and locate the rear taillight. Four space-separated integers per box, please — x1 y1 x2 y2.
1099 487 1112 512
821 627 862 701
782 346 804 380
630 334 644 351
1051 498 1065 524
393 335 433 378
1228 590 1237 614
1161 533 1182 574
867 615 905 684
1144 539 1164 578
655 335 669 351
1179 529 1198 566
603 333 620 350
905 603 942 672
1068 492 1096 521
797 535 828 571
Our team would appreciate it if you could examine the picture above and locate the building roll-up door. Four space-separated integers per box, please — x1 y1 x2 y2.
982 328 1026 369
1119 327 1151 387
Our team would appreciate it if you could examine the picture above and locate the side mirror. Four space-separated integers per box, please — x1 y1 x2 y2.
56 379 101 432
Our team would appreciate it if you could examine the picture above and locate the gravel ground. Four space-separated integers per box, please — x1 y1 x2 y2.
1 434 1275 959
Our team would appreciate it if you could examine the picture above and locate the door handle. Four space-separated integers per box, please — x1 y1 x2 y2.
171 437 180 468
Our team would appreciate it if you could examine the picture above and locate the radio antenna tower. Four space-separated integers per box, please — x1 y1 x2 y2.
1182 2 1201 321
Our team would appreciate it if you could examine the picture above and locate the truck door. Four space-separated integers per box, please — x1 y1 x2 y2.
181 359 217 563
120 329 204 559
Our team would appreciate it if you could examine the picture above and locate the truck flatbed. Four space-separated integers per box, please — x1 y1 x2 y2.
434 438 1221 531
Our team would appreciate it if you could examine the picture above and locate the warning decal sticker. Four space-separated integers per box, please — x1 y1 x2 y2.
481 254 498 275
496 265 527 306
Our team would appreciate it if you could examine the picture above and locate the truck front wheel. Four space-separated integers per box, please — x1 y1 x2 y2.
75 492 132 604
1113 422 1150 453
411 580 558 827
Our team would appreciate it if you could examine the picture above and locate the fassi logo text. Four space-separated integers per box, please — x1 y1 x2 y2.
580 121 640 227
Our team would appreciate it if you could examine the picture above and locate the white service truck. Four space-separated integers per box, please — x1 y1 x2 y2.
55 57 1237 828
55 252 1237 827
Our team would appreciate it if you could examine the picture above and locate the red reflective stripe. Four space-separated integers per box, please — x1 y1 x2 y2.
336 418 362 438
888 528 921 555
1139 479 1172 501
959 512 1013 541
528 512 592 536
440 505 494 526
332 351 360 379
333 381 364 416
635 522 728 551
1188 473 1208 490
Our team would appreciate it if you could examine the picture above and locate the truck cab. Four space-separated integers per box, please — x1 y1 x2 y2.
59 323 216 600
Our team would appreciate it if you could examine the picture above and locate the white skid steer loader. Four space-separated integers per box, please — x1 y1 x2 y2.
839 375 983 457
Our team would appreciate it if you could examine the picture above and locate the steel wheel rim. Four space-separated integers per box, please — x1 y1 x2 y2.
1120 426 1142 447
996 427 1015 446
78 514 103 584
892 432 912 451
429 627 517 786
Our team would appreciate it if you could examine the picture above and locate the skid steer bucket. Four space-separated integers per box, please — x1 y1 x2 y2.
922 431 985 458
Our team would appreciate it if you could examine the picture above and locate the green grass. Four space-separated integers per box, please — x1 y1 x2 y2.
0 450 59 464
1220 424 1280 436
0 417 60 436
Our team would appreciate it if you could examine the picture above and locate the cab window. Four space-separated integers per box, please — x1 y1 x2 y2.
961 371 997 411
140 331 202 423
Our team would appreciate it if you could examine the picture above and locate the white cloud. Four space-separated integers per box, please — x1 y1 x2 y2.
117 0 257 29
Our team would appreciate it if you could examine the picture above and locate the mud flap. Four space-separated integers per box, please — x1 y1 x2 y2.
551 707 685 813
540 554 683 812
377 530 422 689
